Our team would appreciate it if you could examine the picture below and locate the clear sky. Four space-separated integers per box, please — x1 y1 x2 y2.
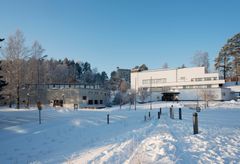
1 0 240 75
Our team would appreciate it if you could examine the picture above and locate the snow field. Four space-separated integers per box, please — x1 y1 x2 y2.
0 102 240 163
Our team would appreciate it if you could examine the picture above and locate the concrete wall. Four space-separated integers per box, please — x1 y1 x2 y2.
131 67 224 90
142 88 233 101
19 85 110 108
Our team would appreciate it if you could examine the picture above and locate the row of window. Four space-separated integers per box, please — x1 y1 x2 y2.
182 85 212 89
88 100 103 105
87 91 108 96
51 84 101 89
142 76 218 85
191 77 217 82
142 85 212 91
82 95 106 101
142 78 167 85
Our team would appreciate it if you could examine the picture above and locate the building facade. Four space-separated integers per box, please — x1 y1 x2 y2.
131 67 233 101
20 84 110 108
116 67 131 85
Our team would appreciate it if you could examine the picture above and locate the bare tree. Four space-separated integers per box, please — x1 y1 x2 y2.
52 64 69 83
138 88 150 103
198 89 217 108
192 51 209 72
162 62 169 69
118 79 128 109
1 30 29 108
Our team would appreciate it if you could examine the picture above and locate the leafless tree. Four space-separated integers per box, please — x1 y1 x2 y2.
1 30 29 107
198 89 217 108
192 51 209 72
138 88 150 103
162 62 169 69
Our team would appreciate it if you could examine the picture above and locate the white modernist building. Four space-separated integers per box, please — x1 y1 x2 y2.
131 67 233 101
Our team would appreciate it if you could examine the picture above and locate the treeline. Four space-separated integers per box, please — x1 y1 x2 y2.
0 30 109 103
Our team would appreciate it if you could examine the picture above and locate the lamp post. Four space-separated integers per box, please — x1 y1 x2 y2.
62 94 64 107
150 77 152 110
128 91 131 110
27 93 30 108
135 77 137 110
16 84 20 109
37 55 47 103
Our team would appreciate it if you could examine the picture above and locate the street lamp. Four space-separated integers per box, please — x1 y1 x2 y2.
37 55 47 103
150 77 152 110
135 77 137 110
27 93 30 108
128 91 131 110
62 94 64 107
16 85 20 109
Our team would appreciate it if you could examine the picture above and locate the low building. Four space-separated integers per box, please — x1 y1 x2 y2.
21 84 110 108
131 67 233 101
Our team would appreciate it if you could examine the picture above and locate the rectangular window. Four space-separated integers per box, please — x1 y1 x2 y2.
94 100 98 104
204 77 211 81
180 77 185 81
88 100 93 105
196 78 202 81
100 100 103 104
142 80 149 85
83 96 87 100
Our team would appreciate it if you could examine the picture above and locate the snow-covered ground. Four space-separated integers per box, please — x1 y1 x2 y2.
0 101 240 164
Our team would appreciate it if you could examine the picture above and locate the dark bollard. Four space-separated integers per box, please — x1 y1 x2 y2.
179 108 182 120
149 112 151 119
169 108 172 118
144 115 147 121
160 108 162 115
170 107 174 119
158 112 160 119
37 101 42 124
107 114 109 124
193 112 198 134
172 108 174 119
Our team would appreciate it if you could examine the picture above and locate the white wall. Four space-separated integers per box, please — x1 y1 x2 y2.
131 67 224 91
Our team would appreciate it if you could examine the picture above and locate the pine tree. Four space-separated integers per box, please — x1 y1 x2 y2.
0 38 7 101
0 61 7 100
215 33 240 79
0 38 4 48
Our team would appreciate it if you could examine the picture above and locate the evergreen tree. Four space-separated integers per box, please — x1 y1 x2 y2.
215 33 240 79
0 61 7 100
139 64 148 71
0 38 4 48
0 38 7 100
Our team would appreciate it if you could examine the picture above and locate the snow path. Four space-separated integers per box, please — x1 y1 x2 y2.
68 107 240 164
127 111 192 164
68 109 191 164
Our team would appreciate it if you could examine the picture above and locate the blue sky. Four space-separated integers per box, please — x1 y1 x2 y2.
1 0 240 75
